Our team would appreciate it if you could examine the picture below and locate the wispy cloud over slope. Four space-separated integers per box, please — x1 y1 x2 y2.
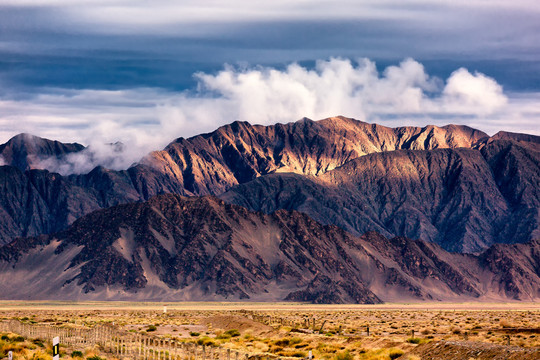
1 58 538 173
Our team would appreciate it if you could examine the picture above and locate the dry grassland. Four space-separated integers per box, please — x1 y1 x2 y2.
0 302 538 360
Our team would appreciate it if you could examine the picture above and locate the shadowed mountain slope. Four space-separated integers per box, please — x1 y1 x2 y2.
0 133 85 171
0 164 187 245
0 194 537 302
222 140 540 252
0 117 537 251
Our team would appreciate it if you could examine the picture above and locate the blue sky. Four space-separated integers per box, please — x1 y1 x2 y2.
0 1 539 170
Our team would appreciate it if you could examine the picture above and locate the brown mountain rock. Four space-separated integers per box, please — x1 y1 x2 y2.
222 141 539 252
0 133 84 171
0 117 536 252
142 116 488 195
0 194 537 302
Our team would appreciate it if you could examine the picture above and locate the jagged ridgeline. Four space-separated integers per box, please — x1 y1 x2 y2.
0 116 538 253
0 116 539 302
0 194 538 302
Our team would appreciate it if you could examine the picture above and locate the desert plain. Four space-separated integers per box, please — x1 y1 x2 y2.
0 302 538 360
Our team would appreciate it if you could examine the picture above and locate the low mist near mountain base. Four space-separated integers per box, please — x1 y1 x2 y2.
4 57 537 175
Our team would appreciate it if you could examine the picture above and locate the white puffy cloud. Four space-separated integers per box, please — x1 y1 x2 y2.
182 58 506 123
0 57 538 174
442 68 507 115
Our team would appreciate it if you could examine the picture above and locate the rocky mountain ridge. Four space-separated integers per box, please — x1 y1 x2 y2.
0 117 538 253
223 139 540 252
0 133 85 171
0 194 537 302
142 116 489 195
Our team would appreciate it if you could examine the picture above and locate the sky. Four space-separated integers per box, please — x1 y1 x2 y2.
0 1 539 171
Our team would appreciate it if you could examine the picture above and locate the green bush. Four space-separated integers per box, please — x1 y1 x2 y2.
71 351 84 358
189 332 200 337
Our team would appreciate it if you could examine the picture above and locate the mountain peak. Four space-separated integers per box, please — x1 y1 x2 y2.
0 133 85 171
491 131 540 144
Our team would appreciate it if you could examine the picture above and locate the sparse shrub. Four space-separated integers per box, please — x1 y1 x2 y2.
86 356 104 360
500 320 512 328
224 329 240 337
196 337 216 346
189 332 200 337
72 351 84 358
389 348 404 359
216 329 241 340
291 351 306 358
289 337 302 346
274 339 290 347
215 332 228 340
334 350 353 360
406 337 424 344
146 325 157 332
270 346 283 353
32 339 45 348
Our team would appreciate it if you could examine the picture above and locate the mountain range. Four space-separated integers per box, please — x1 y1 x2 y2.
1 117 538 252
0 116 538 302
0 194 537 302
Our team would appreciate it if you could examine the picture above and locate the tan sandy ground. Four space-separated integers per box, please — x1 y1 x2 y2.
0 302 538 360
0 301 538 311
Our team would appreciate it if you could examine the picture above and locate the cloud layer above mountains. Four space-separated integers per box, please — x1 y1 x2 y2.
1 1 539 173
1 58 539 174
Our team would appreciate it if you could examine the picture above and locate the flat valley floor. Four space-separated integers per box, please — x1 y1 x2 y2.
0 302 539 360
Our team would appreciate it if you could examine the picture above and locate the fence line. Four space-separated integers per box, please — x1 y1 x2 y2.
0 320 262 360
